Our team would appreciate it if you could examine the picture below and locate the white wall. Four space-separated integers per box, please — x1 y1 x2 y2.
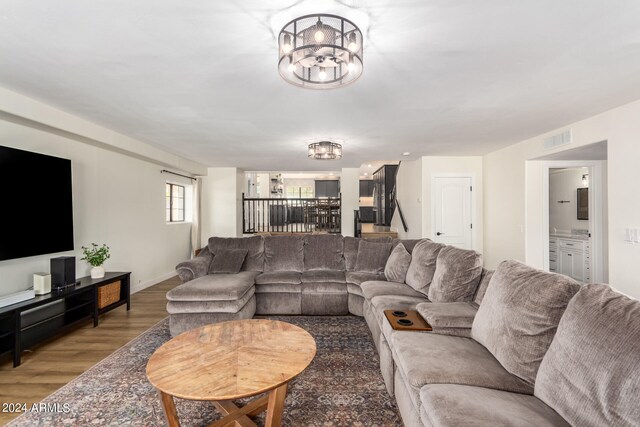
341 168 359 237
201 167 243 240
0 121 194 297
421 157 484 252
0 87 206 176
391 159 423 239
549 168 590 233
484 98 640 298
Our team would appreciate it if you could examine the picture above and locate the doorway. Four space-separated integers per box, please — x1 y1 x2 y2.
542 160 606 283
432 176 473 249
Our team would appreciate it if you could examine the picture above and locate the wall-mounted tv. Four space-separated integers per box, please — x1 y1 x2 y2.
0 145 74 261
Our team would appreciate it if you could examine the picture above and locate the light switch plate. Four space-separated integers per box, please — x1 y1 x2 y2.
624 228 640 244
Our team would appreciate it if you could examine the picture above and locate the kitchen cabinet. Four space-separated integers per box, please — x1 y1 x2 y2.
359 180 374 197
315 180 340 198
373 164 398 226
549 236 591 283
549 237 558 273
560 249 585 282
359 207 376 223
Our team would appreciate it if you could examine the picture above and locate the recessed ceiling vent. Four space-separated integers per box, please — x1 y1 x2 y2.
544 129 572 150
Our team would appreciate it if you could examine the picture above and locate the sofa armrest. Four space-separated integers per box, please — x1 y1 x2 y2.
175 254 213 283
417 302 478 336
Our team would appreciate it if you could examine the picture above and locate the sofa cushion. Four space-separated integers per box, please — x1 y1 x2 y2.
301 282 347 294
473 268 494 305
416 302 478 329
255 282 302 293
264 235 304 272
361 281 427 301
391 331 532 394
534 284 640 426
166 271 259 301
346 283 363 297
405 240 444 295
303 234 344 271
207 236 264 272
472 260 581 388
392 238 423 254
301 270 346 283
428 246 483 302
384 243 412 283
343 237 360 272
420 384 569 427
255 271 301 285
354 240 393 273
176 252 213 283
167 288 255 314
344 236 393 271
208 249 247 274
345 271 386 285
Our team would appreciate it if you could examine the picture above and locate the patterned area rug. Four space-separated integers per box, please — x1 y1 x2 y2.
9 316 402 426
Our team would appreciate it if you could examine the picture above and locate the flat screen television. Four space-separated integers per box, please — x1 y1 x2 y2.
0 145 74 261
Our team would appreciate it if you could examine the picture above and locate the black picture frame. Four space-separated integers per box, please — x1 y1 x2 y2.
577 188 589 220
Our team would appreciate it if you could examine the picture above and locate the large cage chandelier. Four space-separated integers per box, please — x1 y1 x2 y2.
308 141 343 160
278 14 363 89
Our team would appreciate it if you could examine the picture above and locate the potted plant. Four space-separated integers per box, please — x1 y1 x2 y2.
81 243 111 279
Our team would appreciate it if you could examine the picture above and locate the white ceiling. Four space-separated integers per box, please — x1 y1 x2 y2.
1 0 640 171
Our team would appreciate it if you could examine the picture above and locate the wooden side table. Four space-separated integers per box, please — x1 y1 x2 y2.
146 319 317 427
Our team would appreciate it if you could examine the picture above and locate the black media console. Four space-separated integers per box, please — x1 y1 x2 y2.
0 272 131 367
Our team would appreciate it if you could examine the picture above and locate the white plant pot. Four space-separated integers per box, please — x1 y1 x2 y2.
91 266 105 279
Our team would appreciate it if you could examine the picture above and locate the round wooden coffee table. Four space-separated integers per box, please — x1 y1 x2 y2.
146 319 316 427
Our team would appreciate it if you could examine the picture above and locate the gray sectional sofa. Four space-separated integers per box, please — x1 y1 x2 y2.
170 235 640 426
170 234 389 335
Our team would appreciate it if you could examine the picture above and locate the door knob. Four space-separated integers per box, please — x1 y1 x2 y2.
436 232 443 236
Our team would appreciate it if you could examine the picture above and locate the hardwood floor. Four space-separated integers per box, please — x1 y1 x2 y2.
360 223 399 238
0 276 180 426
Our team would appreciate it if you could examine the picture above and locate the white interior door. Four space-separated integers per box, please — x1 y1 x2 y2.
433 176 472 249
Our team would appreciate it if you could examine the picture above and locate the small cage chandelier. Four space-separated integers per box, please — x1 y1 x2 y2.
278 14 363 89
308 141 343 160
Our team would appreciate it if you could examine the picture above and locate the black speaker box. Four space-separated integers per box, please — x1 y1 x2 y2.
50 256 76 288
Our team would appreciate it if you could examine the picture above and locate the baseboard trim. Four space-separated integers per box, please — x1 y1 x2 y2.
131 271 177 294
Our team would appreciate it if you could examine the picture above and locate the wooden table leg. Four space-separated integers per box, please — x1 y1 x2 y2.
264 383 288 427
158 390 181 427
210 398 263 427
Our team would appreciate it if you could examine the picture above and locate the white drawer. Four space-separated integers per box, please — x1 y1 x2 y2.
559 239 583 249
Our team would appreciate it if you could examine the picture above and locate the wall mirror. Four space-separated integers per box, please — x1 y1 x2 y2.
577 188 589 220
